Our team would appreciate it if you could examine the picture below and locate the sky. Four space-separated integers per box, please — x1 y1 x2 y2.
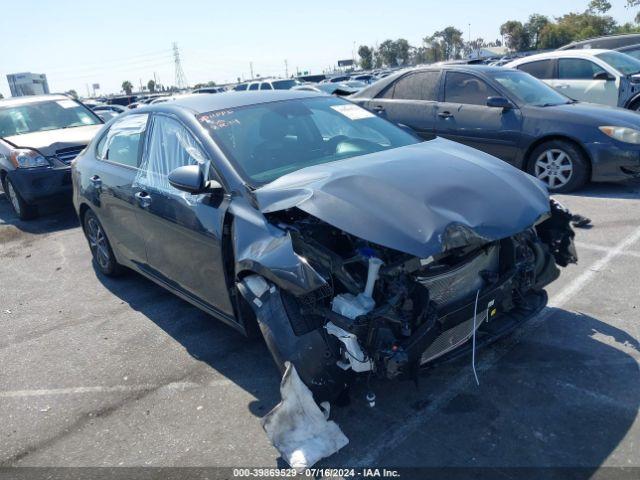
0 0 637 97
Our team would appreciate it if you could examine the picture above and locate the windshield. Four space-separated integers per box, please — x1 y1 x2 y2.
271 80 300 90
0 99 101 137
492 70 571 106
198 96 420 185
596 51 640 75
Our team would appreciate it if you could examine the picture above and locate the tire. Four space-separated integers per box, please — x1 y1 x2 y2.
82 209 123 277
527 140 589 193
2 176 38 220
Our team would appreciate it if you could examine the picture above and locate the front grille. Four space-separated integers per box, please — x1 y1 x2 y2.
420 309 488 364
55 145 85 164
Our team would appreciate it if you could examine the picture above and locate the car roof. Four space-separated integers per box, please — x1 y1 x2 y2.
0 94 72 108
508 49 611 64
559 34 640 50
158 90 323 113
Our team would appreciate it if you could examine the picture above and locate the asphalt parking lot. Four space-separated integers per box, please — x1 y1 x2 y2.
0 180 639 473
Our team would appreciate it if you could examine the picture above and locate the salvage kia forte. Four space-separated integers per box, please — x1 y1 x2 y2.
72 91 577 401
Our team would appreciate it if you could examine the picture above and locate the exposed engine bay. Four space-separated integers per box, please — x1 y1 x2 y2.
238 198 577 402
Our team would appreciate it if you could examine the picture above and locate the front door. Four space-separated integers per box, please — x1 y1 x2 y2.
552 58 619 106
435 71 523 164
89 113 149 266
133 114 234 317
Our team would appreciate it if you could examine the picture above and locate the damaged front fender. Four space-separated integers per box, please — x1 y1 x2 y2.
230 198 328 296
237 275 350 403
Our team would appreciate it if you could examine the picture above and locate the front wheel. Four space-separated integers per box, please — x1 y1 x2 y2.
527 140 589 193
3 177 37 220
83 210 123 277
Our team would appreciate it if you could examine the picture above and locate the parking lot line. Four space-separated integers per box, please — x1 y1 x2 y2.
575 241 640 259
0 379 235 399
352 224 640 467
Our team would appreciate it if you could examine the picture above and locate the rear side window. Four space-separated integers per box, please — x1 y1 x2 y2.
97 114 148 168
386 71 440 101
134 115 209 199
558 58 606 80
444 72 499 105
517 60 554 79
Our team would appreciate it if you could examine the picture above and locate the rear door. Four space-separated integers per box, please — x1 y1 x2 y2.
133 113 234 317
367 70 440 138
555 57 618 106
435 71 523 163
516 59 556 87
89 114 149 266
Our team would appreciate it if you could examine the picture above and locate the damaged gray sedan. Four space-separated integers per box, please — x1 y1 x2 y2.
72 91 577 402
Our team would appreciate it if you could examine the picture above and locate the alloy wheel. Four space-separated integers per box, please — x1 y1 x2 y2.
534 149 574 190
86 217 111 269
6 181 22 217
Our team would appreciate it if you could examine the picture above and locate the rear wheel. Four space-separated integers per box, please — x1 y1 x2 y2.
527 140 589 193
2 176 37 220
83 210 123 277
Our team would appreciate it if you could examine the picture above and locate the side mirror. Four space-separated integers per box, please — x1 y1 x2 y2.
168 165 222 194
593 71 614 81
486 96 513 109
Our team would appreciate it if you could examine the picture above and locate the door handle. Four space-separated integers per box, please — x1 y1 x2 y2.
438 111 453 119
556 84 570 89
90 175 102 188
372 105 385 114
135 191 152 208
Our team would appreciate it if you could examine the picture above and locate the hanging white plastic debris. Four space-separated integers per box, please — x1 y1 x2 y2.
262 362 349 469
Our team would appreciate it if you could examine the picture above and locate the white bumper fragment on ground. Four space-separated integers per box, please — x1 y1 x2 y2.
262 362 349 468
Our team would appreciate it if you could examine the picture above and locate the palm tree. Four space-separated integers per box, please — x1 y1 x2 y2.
147 80 156 93
122 81 133 95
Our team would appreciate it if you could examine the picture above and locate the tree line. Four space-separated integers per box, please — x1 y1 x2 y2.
358 0 640 69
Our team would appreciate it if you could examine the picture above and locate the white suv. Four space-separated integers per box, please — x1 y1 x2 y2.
505 49 640 110
234 79 301 91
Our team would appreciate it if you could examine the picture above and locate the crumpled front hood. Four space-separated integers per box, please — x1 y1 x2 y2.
254 138 550 258
3 125 102 155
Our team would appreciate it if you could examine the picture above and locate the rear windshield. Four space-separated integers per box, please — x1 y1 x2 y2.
0 99 101 137
198 96 420 186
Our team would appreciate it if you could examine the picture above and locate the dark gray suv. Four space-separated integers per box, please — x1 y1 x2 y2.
0 94 102 219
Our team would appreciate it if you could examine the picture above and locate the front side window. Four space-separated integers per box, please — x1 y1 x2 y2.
197 96 420 186
389 71 440 101
135 115 209 198
517 60 554 79
558 58 606 80
596 51 640 75
492 70 570 106
97 113 148 168
0 99 101 137
444 72 499 105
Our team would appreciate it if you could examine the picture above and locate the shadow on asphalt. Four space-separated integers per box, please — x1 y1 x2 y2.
88 251 640 470
0 191 79 235
92 263 282 417
567 179 640 200
327 307 640 469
